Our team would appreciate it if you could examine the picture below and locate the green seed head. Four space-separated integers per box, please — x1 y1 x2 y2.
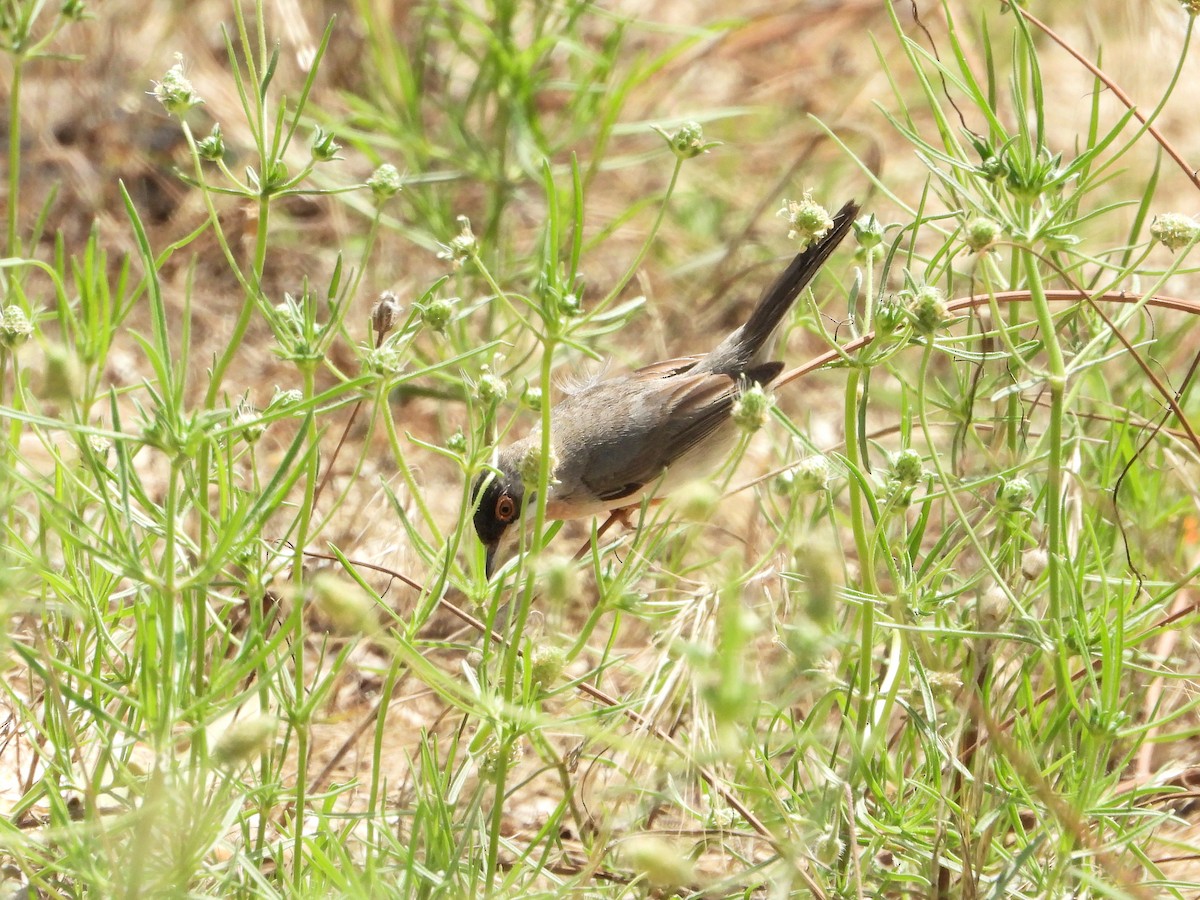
152 56 203 116
963 216 1002 253
310 125 342 163
732 383 773 432
853 212 884 251
890 449 924 486
367 163 402 203
1 306 33 348
438 216 477 268
212 714 277 768
419 296 454 333
516 443 556 489
521 385 542 413
778 192 834 250
654 120 719 160
529 643 568 689
476 364 507 406
196 123 225 162
996 476 1034 513
793 455 832 494
905 284 950 335
1150 212 1200 252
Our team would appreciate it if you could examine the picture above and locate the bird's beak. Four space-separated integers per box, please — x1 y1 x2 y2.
483 526 522 580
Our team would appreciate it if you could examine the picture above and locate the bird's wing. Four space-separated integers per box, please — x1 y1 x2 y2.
631 354 703 379
566 370 741 503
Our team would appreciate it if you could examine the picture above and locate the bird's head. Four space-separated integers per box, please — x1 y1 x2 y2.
471 454 525 578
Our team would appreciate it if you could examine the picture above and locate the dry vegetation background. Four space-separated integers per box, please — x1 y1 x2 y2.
8 0 1200 895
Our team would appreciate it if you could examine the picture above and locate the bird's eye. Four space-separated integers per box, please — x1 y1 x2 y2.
495 494 516 522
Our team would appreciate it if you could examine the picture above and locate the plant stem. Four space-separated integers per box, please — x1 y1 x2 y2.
291 361 319 884
843 365 878 745
1023 253 1068 667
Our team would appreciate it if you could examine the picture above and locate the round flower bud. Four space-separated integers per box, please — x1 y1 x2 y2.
905 284 950 335
653 120 718 160
478 738 523 778
310 125 342 163
778 192 834 249
979 153 1006 182
793 455 832 494
996 477 1034 513
814 827 846 866
364 343 403 375
437 216 477 268
674 480 720 521
963 216 1002 253
529 643 567 689
773 470 798 496
731 383 773 432
419 296 455 333
516 443 557 489
1 306 33 348
269 387 304 410
521 385 543 413
977 584 1011 632
86 433 112 461
212 714 277 768
853 212 884 250
1150 213 1200 252
39 345 81 404
367 163 402 203
555 291 583 318
152 56 203 116
890 449 924 486
874 296 906 335
475 365 507 406
196 123 225 162
791 541 839 623
234 400 264 444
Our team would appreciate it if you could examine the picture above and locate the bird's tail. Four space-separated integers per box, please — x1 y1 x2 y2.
739 199 859 356
701 199 859 375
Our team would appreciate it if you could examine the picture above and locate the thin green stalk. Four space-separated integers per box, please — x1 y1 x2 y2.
291 361 319 884
843 365 877 743
1023 252 1071 691
381 388 441 538
160 460 181 747
486 327 557 891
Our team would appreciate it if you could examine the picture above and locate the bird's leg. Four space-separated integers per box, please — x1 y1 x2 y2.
608 506 637 531
572 504 657 561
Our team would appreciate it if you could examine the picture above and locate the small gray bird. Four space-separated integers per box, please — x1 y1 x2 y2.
473 200 859 576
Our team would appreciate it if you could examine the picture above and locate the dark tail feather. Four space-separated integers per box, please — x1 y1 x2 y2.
736 199 859 357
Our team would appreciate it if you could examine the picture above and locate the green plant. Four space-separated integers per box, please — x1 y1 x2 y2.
6 1 1200 897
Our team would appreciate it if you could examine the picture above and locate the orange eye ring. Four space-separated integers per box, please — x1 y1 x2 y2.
495 494 516 522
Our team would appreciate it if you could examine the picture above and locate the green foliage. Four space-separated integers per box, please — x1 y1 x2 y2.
4 0 1200 897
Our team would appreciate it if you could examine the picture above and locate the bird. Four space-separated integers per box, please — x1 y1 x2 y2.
472 200 859 577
